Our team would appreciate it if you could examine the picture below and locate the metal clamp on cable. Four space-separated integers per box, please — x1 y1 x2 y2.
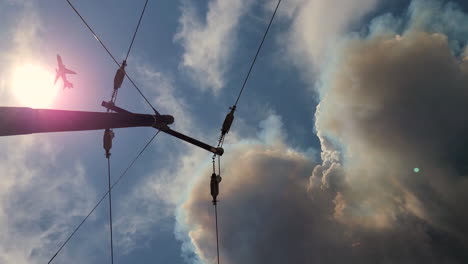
114 60 127 90
103 128 114 158
210 172 222 205
152 114 174 132
221 105 236 136
101 101 132 114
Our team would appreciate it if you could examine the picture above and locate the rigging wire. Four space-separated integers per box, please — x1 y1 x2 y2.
103 128 115 264
126 74 160 115
47 131 160 264
210 154 222 264
107 157 115 264
63 1 283 263
209 2 282 263
233 0 282 107
214 204 220 264
103 10 153 261
65 0 119 66
212 0 282 166
126 0 150 61
64 0 158 114
213 0 281 150
122 0 160 114
215 155 221 264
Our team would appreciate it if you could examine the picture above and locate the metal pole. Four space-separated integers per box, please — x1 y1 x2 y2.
0 107 224 156
0 107 170 136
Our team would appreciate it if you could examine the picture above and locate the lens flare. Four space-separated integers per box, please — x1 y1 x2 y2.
11 64 58 108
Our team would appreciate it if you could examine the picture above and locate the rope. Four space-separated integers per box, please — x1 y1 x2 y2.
126 0 150 61
47 132 160 264
107 157 114 264
233 0 282 107
64 0 159 114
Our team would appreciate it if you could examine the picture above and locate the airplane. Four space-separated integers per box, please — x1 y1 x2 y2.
54 54 76 89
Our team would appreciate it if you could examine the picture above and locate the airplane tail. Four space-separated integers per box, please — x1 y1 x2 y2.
63 80 73 90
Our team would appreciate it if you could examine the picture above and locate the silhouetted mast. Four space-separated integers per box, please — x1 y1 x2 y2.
0 106 223 156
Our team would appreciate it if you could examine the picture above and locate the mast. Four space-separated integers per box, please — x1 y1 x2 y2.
0 107 223 155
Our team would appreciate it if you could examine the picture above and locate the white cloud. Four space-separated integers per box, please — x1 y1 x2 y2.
280 0 379 77
113 144 210 254
114 61 205 253
135 63 193 132
0 136 97 264
175 0 253 94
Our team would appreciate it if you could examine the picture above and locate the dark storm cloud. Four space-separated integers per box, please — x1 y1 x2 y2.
179 1 468 263
181 140 350 264
315 1 468 260
315 30 468 240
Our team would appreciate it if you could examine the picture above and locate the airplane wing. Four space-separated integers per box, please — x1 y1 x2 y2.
56 54 63 67
64 68 76 75
54 72 60 84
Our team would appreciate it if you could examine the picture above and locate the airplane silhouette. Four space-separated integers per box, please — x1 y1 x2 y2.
54 54 76 89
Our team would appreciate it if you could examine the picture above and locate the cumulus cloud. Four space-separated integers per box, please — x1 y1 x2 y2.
314 0 468 235
135 63 193 132
113 62 204 253
175 0 253 94
179 115 324 264
178 0 468 263
0 136 97 264
280 0 379 75
114 182 172 253
113 145 208 253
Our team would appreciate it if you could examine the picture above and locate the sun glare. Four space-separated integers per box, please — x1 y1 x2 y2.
12 64 58 108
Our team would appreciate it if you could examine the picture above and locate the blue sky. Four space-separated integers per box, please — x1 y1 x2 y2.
1 0 468 263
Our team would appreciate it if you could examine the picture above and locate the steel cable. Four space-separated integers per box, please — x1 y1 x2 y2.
233 0 282 107
65 0 158 113
125 0 150 61
47 131 160 264
107 157 114 264
210 2 282 263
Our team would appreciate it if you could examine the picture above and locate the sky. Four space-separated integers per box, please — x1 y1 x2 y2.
1 0 468 263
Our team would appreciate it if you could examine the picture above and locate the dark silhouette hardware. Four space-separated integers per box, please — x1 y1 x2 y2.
0 106 224 156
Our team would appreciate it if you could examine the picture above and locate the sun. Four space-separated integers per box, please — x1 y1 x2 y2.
11 63 59 108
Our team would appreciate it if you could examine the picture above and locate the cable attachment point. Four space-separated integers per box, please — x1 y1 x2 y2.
101 101 132 114
113 60 127 90
220 105 236 137
103 128 115 158
210 172 222 205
